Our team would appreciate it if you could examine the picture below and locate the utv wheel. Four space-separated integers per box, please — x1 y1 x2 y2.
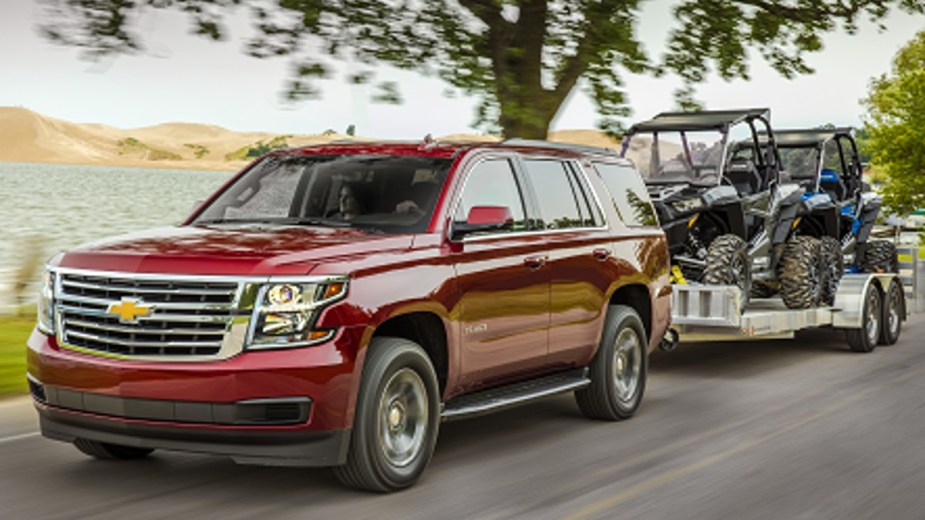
861 240 899 273
819 236 844 306
575 305 647 421
334 337 440 492
750 281 777 299
704 234 751 311
846 282 882 353
74 439 153 460
879 280 904 346
779 236 823 309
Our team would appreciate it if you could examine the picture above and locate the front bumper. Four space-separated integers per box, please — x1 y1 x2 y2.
27 324 366 466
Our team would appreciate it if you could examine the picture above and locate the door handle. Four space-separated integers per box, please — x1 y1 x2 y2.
592 248 611 261
524 255 548 270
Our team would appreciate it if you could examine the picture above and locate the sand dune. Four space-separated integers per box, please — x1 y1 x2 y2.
0 106 638 171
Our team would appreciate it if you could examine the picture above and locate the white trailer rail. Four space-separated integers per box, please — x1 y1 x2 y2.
670 273 905 351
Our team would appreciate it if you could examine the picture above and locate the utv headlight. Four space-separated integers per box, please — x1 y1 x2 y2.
247 278 348 349
671 198 704 213
37 268 55 335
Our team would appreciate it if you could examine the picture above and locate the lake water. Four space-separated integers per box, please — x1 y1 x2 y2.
1 162 234 307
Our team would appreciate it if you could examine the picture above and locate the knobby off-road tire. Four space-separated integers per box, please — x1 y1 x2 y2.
779 236 823 309
334 337 440 493
750 281 777 299
703 234 751 311
819 236 844 306
576 305 648 421
846 282 882 353
879 279 904 346
73 439 153 460
861 240 899 273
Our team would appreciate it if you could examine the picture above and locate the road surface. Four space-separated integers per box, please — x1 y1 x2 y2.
2 313 924 519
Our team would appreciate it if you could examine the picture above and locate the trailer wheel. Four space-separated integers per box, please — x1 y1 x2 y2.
779 236 823 309
819 236 844 306
861 240 899 273
846 283 882 353
704 234 750 311
879 280 904 346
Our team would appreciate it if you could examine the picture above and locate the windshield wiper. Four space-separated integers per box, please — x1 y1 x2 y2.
287 217 352 227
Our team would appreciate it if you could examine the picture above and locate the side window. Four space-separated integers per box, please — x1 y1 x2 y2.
454 159 527 233
522 159 593 229
593 162 658 227
568 162 605 226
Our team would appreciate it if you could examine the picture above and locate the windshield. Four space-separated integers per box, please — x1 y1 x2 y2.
193 154 452 233
778 146 819 180
625 130 726 186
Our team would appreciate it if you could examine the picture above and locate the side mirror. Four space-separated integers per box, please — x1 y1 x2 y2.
452 205 514 239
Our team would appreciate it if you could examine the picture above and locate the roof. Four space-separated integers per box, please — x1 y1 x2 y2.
761 128 855 147
627 108 771 133
276 139 621 160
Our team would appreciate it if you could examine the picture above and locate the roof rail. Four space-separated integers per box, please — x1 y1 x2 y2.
500 138 619 157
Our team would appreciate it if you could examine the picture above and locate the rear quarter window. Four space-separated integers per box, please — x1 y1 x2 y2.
592 162 658 227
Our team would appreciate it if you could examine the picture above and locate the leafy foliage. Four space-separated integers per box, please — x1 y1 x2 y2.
863 30 925 215
225 135 291 160
38 0 925 138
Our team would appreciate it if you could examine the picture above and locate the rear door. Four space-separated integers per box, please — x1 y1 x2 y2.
518 157 613 367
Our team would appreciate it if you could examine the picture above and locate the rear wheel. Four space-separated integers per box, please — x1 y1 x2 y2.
333 337 440 492
704 234 751 311
861 240 899 273
879 280 904 346
576 306 647 421
819 236 844 306
74 439 153 460
846 283 882 353
779 236 823 309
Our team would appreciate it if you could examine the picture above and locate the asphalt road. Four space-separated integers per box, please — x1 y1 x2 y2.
2 314 925 520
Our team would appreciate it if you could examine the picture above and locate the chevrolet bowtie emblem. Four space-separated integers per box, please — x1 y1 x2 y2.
106 297 154 324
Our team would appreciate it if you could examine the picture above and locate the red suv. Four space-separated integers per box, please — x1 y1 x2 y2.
27 140 670 491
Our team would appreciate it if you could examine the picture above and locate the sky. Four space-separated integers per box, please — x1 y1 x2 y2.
1 0 924 138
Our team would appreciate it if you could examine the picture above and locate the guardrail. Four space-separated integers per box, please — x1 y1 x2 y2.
898 246 924 313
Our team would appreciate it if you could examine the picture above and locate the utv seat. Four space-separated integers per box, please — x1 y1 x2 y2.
724 157 761 196
819 169 846 202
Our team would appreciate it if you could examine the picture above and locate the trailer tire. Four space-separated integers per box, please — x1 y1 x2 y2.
846 283 882 353
779 236 823 309
861 240 899 273
879 279 904 346
819 236 844 306
704 234 750 311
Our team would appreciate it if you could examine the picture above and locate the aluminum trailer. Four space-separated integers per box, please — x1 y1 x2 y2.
668 273 906 352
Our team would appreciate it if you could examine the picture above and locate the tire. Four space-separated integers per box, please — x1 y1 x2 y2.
750 281 777 299
779 236 823 309
575 305 647 421
879 279 904 346
73 439 153 460
819 236 844 306
861 240 899 273
333 337 440 492
846 282 882 353
703 234 751 311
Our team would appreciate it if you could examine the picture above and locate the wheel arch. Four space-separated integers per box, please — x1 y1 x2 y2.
607 283 652 345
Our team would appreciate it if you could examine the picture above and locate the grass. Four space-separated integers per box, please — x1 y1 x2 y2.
0 311 34 397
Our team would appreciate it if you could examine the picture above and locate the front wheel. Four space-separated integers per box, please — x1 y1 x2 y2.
575 305 648 421
334 337 440 493
819 236 844 306
704 234 751 311
846 283 882 353
779 236 823 309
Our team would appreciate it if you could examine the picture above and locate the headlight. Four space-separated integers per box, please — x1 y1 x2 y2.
37 268 55 335
247 278 348 349
671 198 704 213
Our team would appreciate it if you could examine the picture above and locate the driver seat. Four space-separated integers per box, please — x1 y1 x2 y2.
724 157 761 196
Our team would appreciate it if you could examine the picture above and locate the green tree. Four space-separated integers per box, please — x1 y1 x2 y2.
863 31 925 215
40 0 925 138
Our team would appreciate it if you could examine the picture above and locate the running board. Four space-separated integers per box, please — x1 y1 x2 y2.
441 368 590 421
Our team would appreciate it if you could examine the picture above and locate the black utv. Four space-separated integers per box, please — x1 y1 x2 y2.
620 109 839 309
767 128 896 275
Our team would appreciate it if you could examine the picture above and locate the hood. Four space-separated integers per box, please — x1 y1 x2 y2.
54 225 415 276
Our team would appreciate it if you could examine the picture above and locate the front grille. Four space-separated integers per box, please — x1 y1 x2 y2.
56 272 242 359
